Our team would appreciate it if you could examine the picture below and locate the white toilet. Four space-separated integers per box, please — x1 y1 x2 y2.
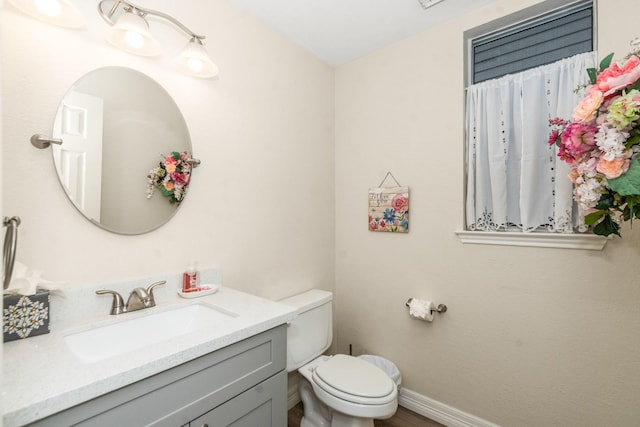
280 289 398 427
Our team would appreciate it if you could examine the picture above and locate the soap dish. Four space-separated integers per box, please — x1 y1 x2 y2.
178 284 221 299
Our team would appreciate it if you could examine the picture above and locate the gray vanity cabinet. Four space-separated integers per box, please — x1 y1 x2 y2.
188 370 286 427
29 325 287 427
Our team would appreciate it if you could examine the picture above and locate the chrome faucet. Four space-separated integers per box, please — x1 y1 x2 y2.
96 280 166 315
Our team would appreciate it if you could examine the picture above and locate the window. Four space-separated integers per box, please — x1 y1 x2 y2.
462 0 598 243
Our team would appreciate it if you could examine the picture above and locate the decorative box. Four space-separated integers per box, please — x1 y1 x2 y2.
3 291 50 342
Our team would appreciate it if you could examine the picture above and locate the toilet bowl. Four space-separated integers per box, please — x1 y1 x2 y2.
279 290 399 427
300 354 398 425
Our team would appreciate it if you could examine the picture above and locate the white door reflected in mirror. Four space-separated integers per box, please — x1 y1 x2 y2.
53 90 104 222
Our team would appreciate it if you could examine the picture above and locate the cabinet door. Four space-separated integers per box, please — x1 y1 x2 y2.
190 371 286 427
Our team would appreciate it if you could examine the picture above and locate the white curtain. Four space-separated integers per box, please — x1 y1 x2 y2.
465 52 597 232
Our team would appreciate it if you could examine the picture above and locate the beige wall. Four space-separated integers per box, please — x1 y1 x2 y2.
335 0 640 425
1 0 335 300
3 0 640 425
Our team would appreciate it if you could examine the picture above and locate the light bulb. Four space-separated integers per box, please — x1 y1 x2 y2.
105 10 161 56
176 38 218 78
34 0 61 16
6 0 85 27
187 58 204 73
124 30 145 49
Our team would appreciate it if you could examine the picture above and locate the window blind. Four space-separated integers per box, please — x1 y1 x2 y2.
472 1 593 84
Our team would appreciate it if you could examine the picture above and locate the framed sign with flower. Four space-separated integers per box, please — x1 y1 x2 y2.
368 173 409 233
548 39 640 237
146 151 194 205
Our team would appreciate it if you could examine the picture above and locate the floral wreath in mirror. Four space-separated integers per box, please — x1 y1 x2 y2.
146 151 194 205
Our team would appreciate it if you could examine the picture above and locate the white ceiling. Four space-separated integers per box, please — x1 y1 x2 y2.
226 0 498 66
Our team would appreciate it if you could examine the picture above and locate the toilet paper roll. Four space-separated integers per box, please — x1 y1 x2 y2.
408 299 435 322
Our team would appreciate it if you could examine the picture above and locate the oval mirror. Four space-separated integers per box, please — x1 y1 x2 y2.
51 67 194 234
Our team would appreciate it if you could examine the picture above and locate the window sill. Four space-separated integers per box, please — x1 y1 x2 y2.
455 231 608 250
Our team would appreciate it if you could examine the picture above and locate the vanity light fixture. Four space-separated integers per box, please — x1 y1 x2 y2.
5 0 85 28
97 0 219 78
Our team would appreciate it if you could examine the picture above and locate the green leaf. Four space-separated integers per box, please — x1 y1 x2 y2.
608 159 640 196
584 210 606 225
599 52 615 71
595 192 614 210
587 67 597 85
624 134 640 149
593 214 621 237
630 78 640 91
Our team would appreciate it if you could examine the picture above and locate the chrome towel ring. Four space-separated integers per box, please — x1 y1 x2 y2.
3 216 20 290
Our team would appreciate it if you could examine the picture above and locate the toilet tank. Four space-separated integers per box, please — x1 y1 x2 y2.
279 289 333 372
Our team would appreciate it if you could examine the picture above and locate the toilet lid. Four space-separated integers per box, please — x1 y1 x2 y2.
312 354 395 401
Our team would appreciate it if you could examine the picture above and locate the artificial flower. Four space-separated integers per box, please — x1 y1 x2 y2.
606 89 640 129
595 55 640 96
572 86 603 123
595 125 629 161
560 122 598 160
596 157 630 179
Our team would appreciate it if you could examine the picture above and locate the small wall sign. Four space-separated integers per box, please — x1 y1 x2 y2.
368 173 409 233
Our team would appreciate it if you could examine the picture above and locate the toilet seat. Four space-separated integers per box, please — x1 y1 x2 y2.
312 354 396 405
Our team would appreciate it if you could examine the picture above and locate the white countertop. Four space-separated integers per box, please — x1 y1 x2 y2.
2 274 296 427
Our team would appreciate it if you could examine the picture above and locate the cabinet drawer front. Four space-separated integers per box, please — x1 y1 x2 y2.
30 325 286 427
190 370 287 427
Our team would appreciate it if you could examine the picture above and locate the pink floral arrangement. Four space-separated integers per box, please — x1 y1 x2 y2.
549 41 640 237
146 151 193 204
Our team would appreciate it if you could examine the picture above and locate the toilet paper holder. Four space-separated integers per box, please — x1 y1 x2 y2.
405 298 447 313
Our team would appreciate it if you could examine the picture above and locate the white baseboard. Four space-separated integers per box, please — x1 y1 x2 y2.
287 379 498 427
399 388 500 427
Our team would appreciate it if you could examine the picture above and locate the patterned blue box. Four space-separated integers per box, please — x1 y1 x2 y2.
3 291 50 342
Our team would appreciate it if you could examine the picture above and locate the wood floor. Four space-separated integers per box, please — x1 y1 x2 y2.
287 402 444 427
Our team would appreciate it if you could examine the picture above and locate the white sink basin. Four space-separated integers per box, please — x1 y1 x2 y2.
64 303 238 363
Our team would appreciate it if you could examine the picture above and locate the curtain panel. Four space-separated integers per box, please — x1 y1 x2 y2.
465 52 597 232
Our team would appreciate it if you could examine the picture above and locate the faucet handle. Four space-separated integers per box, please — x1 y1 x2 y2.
146 280 166 307
96 289 125 315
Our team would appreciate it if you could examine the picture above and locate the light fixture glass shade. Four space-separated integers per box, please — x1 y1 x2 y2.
176 38 219 79
6 0 85 28
106 10 161 57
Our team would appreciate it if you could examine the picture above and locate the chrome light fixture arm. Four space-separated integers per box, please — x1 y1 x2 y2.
97 0 205 41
